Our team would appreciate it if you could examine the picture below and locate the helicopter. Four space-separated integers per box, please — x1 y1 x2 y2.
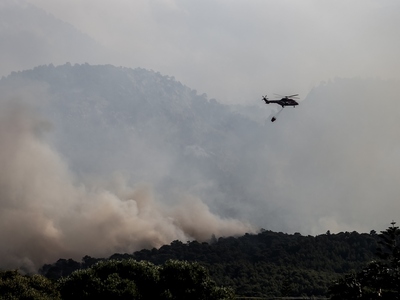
262 94 300 122
262 94 299 108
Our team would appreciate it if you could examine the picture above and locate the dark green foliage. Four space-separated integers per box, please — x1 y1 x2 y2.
159 260 235 300
0 270 60 300
57 259 234 300
40 229 379 297
39 259 87 280
131 230 377 297
329 222 400 299
0 260 233 299
57 263 140 300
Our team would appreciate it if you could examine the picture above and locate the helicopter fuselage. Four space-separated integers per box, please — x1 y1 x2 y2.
263 97 299 107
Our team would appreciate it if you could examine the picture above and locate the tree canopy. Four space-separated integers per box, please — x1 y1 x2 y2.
329 221 400 299
40 229 379 297
1 260 234 300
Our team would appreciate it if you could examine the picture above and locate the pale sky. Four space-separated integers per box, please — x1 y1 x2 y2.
23 0 400 104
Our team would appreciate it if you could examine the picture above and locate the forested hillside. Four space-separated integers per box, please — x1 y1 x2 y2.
40 229 379 297
0 63 264 271
0 63 269 219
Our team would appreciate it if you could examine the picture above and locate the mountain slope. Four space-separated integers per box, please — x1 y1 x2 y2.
0 63 264 270
1 63 400 271
1 64 267 199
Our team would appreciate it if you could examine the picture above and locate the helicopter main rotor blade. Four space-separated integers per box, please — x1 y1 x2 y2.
274 93 299 97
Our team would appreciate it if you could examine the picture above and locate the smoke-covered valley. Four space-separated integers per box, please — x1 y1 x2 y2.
0 64 258 271
2 0 400 272
1 64 400 271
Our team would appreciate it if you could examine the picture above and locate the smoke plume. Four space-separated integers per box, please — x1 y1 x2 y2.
0 98 253 272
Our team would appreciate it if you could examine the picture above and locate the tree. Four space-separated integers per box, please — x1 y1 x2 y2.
329 272 362 300
0 270 60 300
58 259 234 299
159 260 235 300
329 221 400 299
58 259 156 299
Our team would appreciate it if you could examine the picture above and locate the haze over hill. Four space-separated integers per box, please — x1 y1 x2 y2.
0 0 107 77
1 64 400 271
1 1 400 271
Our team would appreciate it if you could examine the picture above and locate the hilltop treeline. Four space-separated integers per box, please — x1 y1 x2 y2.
40 229 379 298
1 260 234 300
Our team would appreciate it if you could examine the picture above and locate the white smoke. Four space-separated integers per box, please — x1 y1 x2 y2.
0 97 253 272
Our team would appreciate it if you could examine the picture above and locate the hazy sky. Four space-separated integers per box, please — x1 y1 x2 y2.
3 0 400 269
23 0 400 104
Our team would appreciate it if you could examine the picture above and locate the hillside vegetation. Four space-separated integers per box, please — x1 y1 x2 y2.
39 229 379 297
